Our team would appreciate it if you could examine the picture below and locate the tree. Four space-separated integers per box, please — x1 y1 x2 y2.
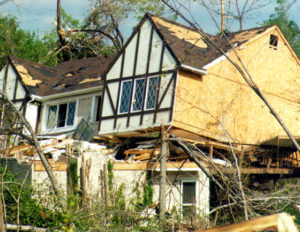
263 0 300 58
53 0 165 62
0 15 50 68
197 0 271 32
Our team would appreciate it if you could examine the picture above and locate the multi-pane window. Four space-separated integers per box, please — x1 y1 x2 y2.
146 77 159 110
132 78 146 112
119 80 133 113
47 101 76 129
181 180 196 217
119 76 159 113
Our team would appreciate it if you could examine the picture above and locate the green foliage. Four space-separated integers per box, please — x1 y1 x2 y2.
0 167 63 227
0 14 50 68
263 0 300 58
107 159 114 191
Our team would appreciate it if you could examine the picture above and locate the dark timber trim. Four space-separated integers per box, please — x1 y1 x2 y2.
114 51 126 129
140 26 154 126
106 70 176 83
169 72 177 122
157 73 175 109
101 107 171 121
153 42 165 124
13 77 18 101
35 103 42 134
3 63 9 93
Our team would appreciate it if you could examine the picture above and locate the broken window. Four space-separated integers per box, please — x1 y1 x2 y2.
270 34 278 48
47 101 76 129
181 180 196 217
119 76 159 114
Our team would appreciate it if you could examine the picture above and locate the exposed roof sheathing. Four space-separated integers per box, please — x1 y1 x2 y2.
10 55 115 96
150 15 272 70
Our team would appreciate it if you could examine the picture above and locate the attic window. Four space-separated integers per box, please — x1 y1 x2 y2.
270 34 278 49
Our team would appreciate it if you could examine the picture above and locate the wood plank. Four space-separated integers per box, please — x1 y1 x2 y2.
113 161 294 174
197 213 298 232
34 160 67 171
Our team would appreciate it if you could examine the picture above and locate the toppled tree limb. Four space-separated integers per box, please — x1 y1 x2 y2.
0 93 66 210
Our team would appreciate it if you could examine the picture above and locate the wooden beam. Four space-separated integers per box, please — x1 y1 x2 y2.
197 213 298 232
113 161 294 174
34 160 67 171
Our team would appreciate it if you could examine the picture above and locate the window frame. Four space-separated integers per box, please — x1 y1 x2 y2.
270 34 278 49
118 76 159 114
46 101 77 129
118 79 133 114
43 99 78 133
131 77 146 112
91 95 102 122
180 178 198 216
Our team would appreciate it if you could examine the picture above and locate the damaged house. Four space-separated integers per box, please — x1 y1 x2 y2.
2 12 300 222
0 55 114 139
97 14 300 217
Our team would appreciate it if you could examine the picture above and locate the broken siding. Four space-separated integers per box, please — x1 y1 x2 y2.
99 18 177 135
173 28 300 144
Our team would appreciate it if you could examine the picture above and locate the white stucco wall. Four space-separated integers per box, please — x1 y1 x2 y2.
113 168 210 217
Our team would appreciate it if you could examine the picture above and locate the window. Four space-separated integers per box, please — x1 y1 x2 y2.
92 96 102 122
146 77 159 110
119 80 132 113
270 34 278 48
181 180 197 217
119 76 159 113
47 101 76 129
132 78 146 112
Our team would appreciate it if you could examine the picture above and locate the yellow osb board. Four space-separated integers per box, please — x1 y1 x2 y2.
152 16 207 48
173 28 300 145
34 160 67 171
14 64 42 86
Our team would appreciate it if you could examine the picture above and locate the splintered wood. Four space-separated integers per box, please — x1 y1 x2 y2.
196 213 298 232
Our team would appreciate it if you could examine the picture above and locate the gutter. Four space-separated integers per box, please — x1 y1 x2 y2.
31 85 103 102
180 64 208 75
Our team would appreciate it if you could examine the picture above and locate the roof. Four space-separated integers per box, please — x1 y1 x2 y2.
149 14 273 70
9 55 115 96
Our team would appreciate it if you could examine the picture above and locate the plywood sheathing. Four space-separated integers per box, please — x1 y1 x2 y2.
14 64 42 86
173 27 300 145
150 14 271 70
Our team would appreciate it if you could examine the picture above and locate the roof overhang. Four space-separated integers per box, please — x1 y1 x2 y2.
259 135 300 148
31 85 103 102
180 64 208 75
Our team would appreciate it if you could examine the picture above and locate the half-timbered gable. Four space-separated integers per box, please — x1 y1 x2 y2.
99 13 300 149
99 14 178 134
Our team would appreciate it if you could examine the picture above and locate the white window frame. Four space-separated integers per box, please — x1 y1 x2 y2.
91 95 102 122
42 98 79 134
144 76 159 110
118 76 159 114
118 79 133 114
131 77 146 112
180 178 198 216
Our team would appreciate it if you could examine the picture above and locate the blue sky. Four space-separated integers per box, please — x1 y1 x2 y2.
1 0 300 39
